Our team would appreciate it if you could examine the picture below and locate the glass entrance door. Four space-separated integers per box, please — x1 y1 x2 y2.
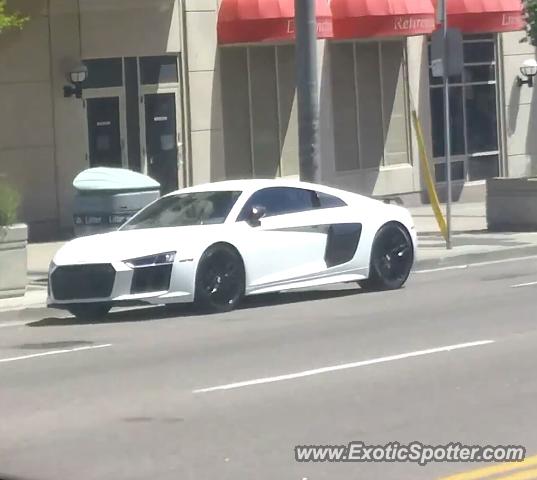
86 97 123 168
143 92 179 194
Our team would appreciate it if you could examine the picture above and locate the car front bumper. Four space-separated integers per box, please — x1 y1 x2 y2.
47 259 196 308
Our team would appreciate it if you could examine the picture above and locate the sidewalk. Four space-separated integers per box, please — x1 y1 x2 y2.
408 202 537 269
410 202 487 234
1 202 537 313
416 231 537 270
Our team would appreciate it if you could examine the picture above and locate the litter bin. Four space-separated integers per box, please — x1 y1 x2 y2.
73 167 160 237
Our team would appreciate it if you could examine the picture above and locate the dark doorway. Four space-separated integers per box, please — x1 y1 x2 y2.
87 97 122 168
144 93 179 194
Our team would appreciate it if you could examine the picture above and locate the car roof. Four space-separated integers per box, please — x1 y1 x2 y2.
164 178 361 201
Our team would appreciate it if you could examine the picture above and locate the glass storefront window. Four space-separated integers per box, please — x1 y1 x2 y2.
434 160 465 183
468 154 499 181
220 45 297 179
140 56 179 85
331 40 411 172
430 86 465 158
83 58 123 89
465 84 498 154
463 41 495 64
428 34 500 183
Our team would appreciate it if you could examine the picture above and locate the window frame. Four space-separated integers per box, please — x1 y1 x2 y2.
330 38 412 172
428 34 501 183
121 190 243 230
236 187 347 222
138 55 180 87
316 191 348 209
237 187 317 221
221 44 296 178
83 58 124 89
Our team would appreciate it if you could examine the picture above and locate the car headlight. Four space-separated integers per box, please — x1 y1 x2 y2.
124 251 176 268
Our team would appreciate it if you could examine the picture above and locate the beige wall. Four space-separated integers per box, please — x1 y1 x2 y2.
501 31 537 178
185 0 225 185
406 36 433 195
49 0 86 230
0 0 58 236
80 0 181 58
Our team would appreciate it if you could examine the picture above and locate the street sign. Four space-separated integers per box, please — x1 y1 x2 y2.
431 58 444 78
430 28 464 78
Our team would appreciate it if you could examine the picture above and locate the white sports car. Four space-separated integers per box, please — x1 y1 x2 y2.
48 179 417 319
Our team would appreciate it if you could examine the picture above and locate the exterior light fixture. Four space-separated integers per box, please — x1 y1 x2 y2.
63 64 88 99
518 58 537 88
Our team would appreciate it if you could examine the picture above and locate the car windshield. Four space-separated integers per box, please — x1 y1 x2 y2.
121 191 242 230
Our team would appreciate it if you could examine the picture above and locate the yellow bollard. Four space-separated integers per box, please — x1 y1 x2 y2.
410 107 448 241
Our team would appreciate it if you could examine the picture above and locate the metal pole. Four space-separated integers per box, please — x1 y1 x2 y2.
442 0 453 249
295 0 321 183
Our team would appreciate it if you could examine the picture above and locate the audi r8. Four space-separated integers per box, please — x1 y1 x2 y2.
48 179 417 319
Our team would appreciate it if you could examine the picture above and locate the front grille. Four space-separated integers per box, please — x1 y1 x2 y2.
51 264 116 300
131 265 172 294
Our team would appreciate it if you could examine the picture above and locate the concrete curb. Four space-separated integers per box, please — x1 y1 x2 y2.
417 230 486 238
415 245 537 271
0 288 47 313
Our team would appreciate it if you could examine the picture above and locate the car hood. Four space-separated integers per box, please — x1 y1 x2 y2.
54 225 225 265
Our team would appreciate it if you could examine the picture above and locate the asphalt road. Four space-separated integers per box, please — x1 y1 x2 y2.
1 257 537 480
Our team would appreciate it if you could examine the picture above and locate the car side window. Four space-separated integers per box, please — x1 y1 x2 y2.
238 187 317 220
316 191 347 209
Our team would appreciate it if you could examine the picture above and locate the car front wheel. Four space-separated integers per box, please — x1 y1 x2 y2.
195 244 245 313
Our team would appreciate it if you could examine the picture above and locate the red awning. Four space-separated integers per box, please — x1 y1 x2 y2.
331 0 436 39
443 0 524 33
217 0 333 45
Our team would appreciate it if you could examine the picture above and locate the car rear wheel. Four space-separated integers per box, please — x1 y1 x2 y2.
360 223 414 291
67 303 111 321
195 244 245 313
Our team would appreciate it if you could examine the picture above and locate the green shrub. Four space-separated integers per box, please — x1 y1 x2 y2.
0 0 28 33
0 181 20 226
525 0 537 46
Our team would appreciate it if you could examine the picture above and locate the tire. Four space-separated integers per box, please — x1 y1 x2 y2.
195 244 245 313
67 303 111 321
360 222 414 291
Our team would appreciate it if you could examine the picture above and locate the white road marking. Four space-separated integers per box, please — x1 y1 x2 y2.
511 281 537 289
193 340 495 394
0 343 112 364
0 321 30 329
0 306 43 314
415 265 469 274
415 254 537 274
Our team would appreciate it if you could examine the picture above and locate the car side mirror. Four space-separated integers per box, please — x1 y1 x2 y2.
246 205 266 227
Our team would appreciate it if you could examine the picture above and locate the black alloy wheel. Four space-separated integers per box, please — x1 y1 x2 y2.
360 223 414 291
195 244 245 313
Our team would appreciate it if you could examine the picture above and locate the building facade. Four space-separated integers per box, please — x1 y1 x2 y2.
0 0 534 239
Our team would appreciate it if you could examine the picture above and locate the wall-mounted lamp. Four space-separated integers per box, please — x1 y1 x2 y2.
518 58 537 88
63 64 88 99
